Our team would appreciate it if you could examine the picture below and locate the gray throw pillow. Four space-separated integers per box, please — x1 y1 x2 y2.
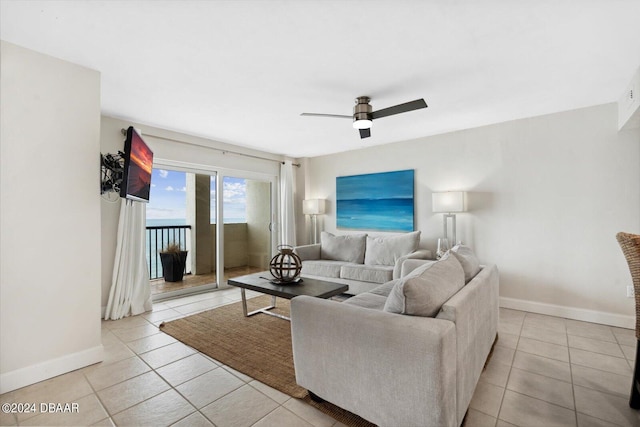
364 231 421 266
320 232 367 263
383 253 465 317
450 244 481 283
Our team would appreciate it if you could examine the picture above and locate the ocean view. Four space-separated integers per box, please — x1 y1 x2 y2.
146 218 246 227
337 198 414 232
146 218 186 227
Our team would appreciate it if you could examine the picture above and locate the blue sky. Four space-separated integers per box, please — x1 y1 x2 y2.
147 169 247 222
336 169 414 201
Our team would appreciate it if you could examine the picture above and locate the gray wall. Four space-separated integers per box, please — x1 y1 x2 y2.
300 103 640 327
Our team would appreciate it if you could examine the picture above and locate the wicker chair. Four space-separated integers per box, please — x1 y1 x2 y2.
616 231 640 409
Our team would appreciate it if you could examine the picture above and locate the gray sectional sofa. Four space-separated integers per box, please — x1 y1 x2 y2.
294 231 431 295
291 245 499 427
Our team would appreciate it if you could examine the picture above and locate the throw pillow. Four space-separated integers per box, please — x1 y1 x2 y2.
450 244 481 283
320 232 367 263
383 253 465 317
364 231 421 266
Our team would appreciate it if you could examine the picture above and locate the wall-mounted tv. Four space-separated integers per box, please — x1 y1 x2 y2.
120 126 153 203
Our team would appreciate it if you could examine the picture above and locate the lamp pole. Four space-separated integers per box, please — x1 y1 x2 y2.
311 214 318 244
303 199 326 245
443 213 457 245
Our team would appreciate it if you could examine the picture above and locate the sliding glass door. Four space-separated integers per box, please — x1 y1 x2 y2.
217 174 276 286
146 161 277 300
146 168 210 298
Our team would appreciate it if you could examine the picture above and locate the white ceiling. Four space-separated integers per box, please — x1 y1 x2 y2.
2 1 639 158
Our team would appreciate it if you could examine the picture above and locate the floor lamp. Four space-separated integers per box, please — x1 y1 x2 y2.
432 191 467 246
303 199 326 244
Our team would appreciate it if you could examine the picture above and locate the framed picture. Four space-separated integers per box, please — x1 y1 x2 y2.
337 169 414 232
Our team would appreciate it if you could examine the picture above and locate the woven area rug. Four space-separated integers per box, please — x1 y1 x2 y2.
159 295 375 427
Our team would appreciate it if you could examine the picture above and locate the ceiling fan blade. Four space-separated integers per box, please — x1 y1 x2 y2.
370 99 428 120
300 113 352 119
359 128 371 139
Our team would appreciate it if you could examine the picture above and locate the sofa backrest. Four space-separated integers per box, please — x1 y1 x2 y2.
364 230 421 266
319 232 366 263
318 231 422 266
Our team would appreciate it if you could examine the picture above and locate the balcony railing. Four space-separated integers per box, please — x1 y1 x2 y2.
146 225 192 280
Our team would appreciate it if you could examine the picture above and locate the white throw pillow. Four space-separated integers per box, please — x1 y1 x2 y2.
364 231 421 266
320 232 367 263
450 244 481 283
383 253 465 317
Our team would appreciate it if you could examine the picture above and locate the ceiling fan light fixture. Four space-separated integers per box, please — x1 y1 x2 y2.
353 118 372 129
301 96 427 139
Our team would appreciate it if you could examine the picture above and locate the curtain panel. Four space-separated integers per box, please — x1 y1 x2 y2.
105 199 152 320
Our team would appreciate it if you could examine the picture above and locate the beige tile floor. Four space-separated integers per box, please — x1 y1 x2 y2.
1 288 639 426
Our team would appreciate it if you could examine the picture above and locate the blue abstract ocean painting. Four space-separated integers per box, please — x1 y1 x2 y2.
337 169 414 232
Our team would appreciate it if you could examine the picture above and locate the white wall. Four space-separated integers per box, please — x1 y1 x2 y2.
302 103 640 327
619 65 640 130
100 116 284 309
0 41 103 393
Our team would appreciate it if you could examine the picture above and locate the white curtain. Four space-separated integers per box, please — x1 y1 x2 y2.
105 199 152 320
280 161 296 246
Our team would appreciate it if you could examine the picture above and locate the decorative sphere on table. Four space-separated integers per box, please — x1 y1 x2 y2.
269 245 302 283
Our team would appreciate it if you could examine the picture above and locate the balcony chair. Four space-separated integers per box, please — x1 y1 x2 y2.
616 231 640 409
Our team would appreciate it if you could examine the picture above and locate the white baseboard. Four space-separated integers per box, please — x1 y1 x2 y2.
500 297 635 329
0 345 104 394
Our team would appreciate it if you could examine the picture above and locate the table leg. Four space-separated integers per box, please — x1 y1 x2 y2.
241 288 248 317
240 289 289 320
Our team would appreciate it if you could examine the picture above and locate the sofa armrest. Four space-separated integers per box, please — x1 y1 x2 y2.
291 296 457 427
293 244 321 261
436 264 499 423
393 249 432 279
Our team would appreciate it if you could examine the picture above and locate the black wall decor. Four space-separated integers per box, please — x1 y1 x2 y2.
100 152 124 194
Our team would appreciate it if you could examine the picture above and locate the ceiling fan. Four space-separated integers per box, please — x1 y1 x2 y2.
301 96 428 139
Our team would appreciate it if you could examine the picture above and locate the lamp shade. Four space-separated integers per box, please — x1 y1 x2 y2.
432 192 467 213
303 199 326 215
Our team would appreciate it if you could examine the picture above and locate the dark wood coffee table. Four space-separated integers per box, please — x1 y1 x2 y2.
228 273 348 320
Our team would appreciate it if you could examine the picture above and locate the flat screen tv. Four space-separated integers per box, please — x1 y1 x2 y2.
120 126 153 202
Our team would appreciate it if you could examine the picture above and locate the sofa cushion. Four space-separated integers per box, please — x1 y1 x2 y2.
369 261 435 299
369 279 400 297
301 260 354 278
343 292 388 311
320 232 367 263
294 244 321 261
450 244 481 283
340 264 393 284
383 253 465 317
364 231 420 266
401 259 437 277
